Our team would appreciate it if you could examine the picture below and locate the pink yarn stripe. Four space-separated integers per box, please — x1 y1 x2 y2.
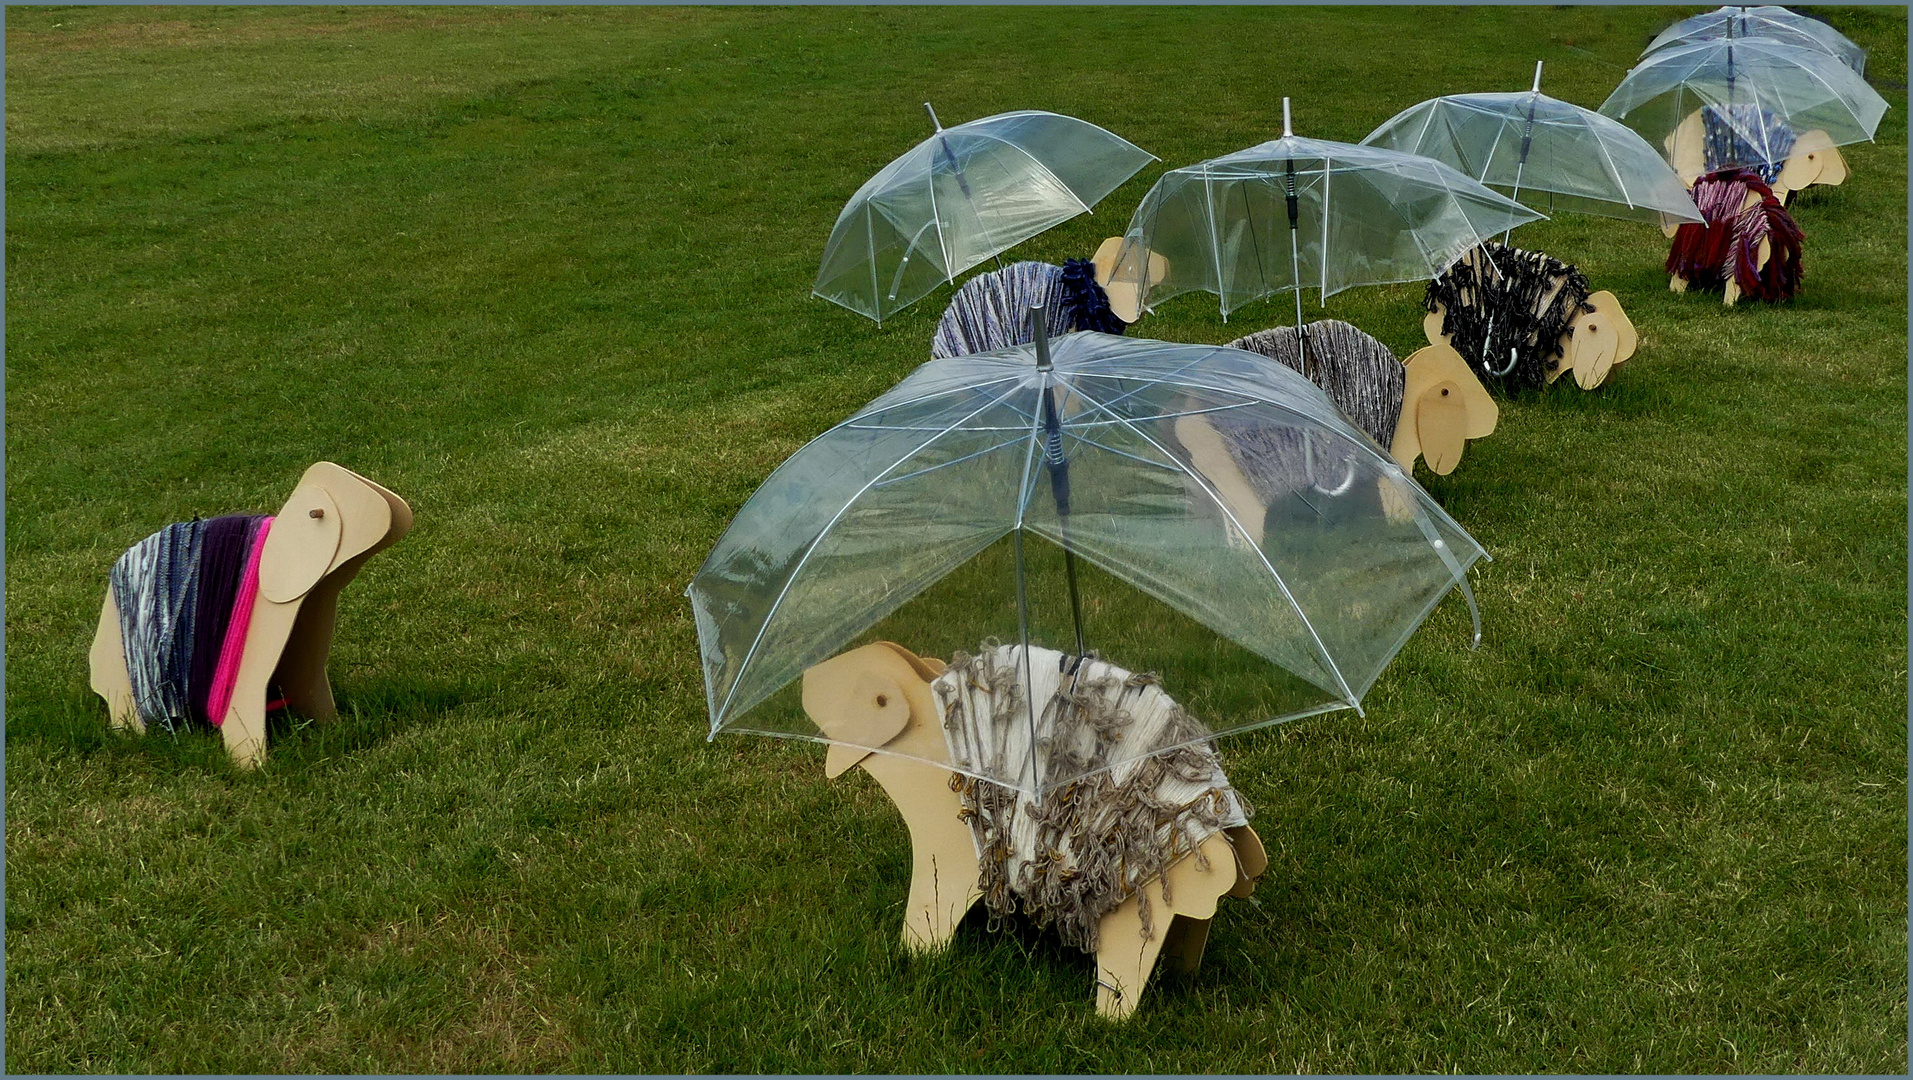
205 516 273 728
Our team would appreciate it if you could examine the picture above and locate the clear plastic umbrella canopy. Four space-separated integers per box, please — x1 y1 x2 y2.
1361 64 1703 228
1643 6 1867 76
1599 38 1889 179
1119 102 1543 320
688 328 1488 797
812 107 1155 324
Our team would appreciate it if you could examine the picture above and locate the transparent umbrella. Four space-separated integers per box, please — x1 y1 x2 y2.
812 106 1156 324
1362 62 1703 230
1643 5 1867 76
688 316 1488 798
1598 36 1889 182
1118 98 1543 324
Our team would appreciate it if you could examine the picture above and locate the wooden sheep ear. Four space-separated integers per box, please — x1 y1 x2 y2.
258 484 344 604
1422 303 1451 349
1397 342 1498 476
1773 148 1822 202
803 644 917 778
1416 380 1470 475
1780 129 1844 193
1570 315 1618 390
260 462 399 603
1814 142 1849 186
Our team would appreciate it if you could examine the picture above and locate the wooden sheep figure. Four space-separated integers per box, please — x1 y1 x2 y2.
89 462 413 768
1662 172 1804 307
802 640 1270 1019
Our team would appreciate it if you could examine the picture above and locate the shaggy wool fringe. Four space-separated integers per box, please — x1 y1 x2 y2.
1423 242 1593 394
932 643 1250 953
1666 168 1804 303
931 260 1124 359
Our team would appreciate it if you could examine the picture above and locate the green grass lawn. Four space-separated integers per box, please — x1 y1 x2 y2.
6 4 1907 1073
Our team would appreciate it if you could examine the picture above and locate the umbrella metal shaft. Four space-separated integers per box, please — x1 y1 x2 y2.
1029 305 1089 660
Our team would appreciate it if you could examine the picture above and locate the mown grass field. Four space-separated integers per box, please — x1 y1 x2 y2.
5 5 1907 1073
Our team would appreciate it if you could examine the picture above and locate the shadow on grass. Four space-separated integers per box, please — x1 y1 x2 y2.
8 676 497 776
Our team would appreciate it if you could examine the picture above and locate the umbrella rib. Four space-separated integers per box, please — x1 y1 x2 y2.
860 398 1262 433
1062 380 1360 706
1588 127 1638 210
1320 149 1330 304
710 379 1030 727
1083 367 1406 461
1011 377 1045 529
870 432 1029 488
1065 429 1189 473
866 203 882 318
1410 100 1441 157
1084 399 1263 426
1074 347 1233 415
1784 57 1871 132
1200 169 1230 315
962 129 1097 216
922 159 957 285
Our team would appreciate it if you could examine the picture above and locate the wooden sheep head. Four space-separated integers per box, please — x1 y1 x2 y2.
1546 291 1638 389
1392 344 1498 476
803 640 949 778
1092 236 1168 324
89 461 412 768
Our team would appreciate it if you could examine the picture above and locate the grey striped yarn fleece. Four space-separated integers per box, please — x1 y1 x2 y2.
109 520 206 732
1225 319 1404 448
930 262 1073 359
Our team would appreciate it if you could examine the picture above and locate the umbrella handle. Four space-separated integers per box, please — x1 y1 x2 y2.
886 219 943 303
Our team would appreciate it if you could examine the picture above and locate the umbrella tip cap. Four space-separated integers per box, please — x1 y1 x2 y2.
1282 97 1293 137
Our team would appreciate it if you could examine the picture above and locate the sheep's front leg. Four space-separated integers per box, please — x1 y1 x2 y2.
859 753 983 954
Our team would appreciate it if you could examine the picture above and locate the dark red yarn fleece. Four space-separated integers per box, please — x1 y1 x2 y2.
1666 169 1804 303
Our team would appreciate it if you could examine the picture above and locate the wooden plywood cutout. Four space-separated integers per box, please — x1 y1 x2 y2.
88 462 413 768
803 641 1269 1020
1665 108 1710 187
1173 412 1269 550
1092 236 1168 324
1545 291 1638 389
1392 344 1497 476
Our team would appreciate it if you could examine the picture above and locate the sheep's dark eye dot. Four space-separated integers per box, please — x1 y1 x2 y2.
1441 388 1450 396
876 694 889 708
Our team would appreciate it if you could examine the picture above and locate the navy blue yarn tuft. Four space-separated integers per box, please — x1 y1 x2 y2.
1059 258 1126 334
